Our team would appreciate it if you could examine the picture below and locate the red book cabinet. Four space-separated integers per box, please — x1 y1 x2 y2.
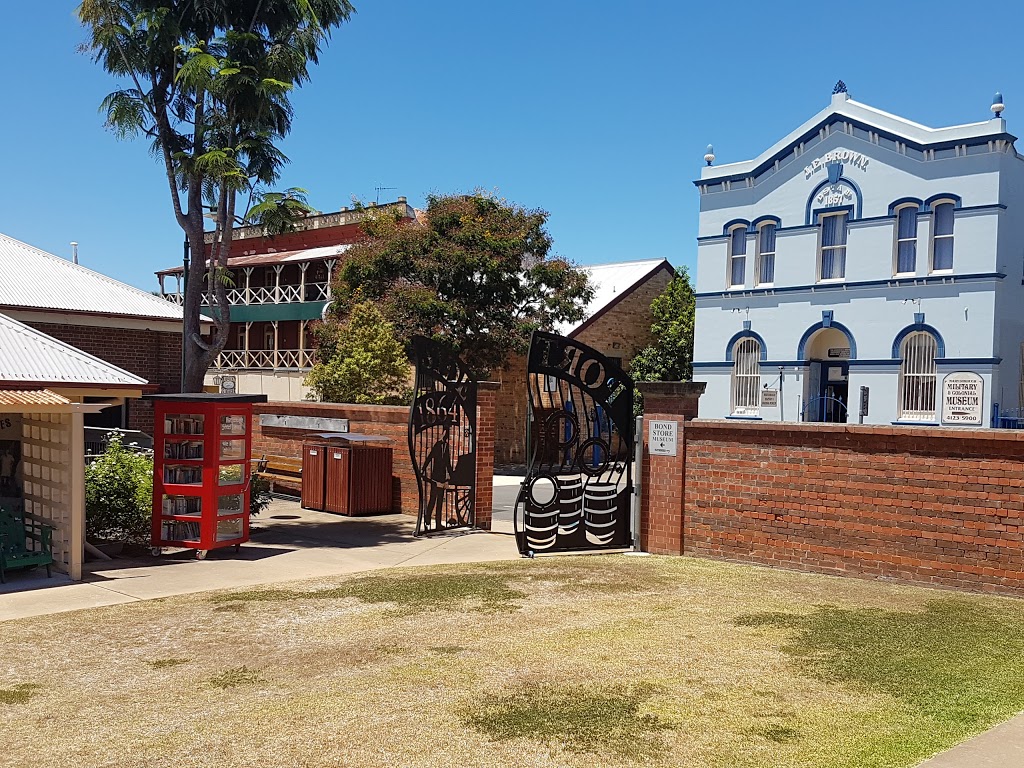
147 394 267 559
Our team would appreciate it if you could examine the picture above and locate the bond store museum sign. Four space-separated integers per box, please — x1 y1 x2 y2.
649 420 677 457
941 372 984 426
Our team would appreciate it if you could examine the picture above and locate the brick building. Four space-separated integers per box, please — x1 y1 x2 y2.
0 232 193 433
156 199 416 400
494 258 674 464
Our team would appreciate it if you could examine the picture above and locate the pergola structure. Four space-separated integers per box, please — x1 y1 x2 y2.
0 313 148 579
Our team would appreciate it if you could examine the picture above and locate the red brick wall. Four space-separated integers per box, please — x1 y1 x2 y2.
252 402 416 515
25 322 182 434
641 405 1024 595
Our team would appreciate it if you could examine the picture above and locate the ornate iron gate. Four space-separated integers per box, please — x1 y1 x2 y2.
408 336 478 536
514 331 635 555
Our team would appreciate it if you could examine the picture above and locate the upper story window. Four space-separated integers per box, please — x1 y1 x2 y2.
894 205 918 275
898 331 938 421
729 226 747 287
818 212 848 281
756 223 776 285
932 201 955 271
731 338 761 417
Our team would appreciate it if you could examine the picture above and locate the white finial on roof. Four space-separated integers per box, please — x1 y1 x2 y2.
704 144 715 166
992 92 1005 118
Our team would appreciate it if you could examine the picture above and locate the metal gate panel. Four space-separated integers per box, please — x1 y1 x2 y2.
515 331 635 555
408 336 478 536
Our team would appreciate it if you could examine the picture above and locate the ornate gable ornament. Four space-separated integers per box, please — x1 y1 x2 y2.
833 80 848 95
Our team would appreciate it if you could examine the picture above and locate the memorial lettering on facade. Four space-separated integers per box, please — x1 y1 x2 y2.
515 331 635 555
408 336 478 536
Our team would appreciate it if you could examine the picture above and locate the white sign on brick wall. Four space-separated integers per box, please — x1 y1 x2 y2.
648 420 677 457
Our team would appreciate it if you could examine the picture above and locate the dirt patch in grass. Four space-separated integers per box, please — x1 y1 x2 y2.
145 658 191 669
465 682 675 760
0 684 40 705
207 666 265 690
212 572 526 614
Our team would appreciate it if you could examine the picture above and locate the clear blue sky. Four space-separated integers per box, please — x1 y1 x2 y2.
2 1 1022 291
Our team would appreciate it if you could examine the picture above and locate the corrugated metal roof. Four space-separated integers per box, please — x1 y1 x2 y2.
157 243 353 275
556 259 671 336
0 313 147 387
0 390 72 406
0 232 186 320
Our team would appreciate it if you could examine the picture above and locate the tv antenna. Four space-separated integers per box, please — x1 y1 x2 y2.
374 186 397 205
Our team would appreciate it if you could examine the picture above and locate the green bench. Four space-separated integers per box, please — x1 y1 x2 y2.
0 503 54 583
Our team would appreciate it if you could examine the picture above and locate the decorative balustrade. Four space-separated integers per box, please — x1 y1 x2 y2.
161 282 329 306
213 348 316 370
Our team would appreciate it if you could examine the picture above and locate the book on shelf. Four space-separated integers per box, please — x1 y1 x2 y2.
162 496 202 516
164 441 203 460
162 519 201 541
163 466 203 484
164 415 205 435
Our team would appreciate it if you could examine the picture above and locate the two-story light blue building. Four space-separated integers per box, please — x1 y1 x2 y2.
692 83 1024 427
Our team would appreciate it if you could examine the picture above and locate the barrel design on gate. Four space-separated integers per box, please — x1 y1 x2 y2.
515 331 635 555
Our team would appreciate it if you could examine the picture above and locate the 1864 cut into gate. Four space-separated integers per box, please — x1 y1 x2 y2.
515 331 635 555
408 336 478 536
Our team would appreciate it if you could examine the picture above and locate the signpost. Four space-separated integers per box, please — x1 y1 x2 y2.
859 386 869 424
648 420 677 457
941 372 984 425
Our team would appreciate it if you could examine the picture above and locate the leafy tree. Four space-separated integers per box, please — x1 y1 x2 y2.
79 1 354 390
630 266 696 396
85 435 153 544
327 192 593 376
305 302 411 404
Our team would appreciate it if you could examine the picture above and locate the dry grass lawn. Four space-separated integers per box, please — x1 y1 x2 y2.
3 555 1024 768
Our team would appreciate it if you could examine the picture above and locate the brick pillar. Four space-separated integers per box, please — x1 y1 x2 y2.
637 382 705 555
474 382 499 530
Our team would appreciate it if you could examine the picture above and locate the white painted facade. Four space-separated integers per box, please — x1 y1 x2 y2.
692 89 1024 427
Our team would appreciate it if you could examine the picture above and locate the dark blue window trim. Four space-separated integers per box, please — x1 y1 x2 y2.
723 219 752 235
797 320 857 360
725 329 768 361
892 324 945 358
805 177 863 225
751 215 782 229
726 415 763 421
888 197 924 215
923 193 962 211
694 271 1005 300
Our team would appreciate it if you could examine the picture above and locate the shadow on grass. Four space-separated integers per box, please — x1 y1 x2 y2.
735 598 1024 729
0 684 40 705
464 682 675 760
211 572 526 614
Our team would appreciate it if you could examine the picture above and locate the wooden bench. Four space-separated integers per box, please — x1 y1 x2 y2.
254 455 303 495
0 503 54 583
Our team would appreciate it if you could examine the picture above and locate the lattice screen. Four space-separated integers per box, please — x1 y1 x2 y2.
21 414 74 575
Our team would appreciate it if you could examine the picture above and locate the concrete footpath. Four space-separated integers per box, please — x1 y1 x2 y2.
915 712 1024 767
0 498 520 621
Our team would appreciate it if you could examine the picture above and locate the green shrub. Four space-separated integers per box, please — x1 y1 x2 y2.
249 473 272 516
85 435 153 544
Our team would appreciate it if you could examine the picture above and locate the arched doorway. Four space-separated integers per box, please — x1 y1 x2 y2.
799 325 854 422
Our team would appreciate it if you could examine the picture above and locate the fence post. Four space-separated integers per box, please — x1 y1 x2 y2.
474 382 500 530
636 382 705 555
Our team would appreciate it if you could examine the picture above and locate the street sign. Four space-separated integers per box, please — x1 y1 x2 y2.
648 420 677 457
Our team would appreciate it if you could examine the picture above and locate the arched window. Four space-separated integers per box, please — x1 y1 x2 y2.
756 222 776 285
894 205 918 275
899 331 938 421
731 338 761 416
728 225 747 288
818 212 848 280
932 201 955 271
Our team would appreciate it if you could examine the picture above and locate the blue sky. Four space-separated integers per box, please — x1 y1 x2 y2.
2 1 1022 291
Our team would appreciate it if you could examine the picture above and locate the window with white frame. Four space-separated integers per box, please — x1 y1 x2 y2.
728 226 747 287
818 212 848 280
731 338 761 416
932 201 955 271
898 331 938 421
235 326 246 349
756 222 776 285
894 205 918 274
